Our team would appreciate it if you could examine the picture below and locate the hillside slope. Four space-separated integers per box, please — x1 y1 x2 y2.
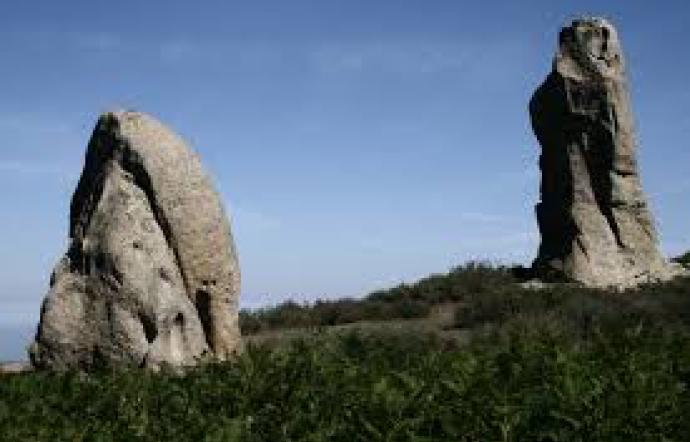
3 261 690 441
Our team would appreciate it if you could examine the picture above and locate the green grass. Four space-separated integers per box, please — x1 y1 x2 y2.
3 324 690 441
4 259 690 441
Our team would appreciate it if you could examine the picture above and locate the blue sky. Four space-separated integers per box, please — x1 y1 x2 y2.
1 1 689 359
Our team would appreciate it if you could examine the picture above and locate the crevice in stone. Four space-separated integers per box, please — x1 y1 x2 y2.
69 114 120 245
139 353 149 369
613 169 635 177
195 289 214 349
174 313 185 327
139 312 157 344
575 235 590 262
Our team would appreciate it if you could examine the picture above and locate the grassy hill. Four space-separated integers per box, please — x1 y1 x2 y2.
240 262 690 345
3 261 690 441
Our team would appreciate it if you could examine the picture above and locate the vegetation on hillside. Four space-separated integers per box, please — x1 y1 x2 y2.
240 262 514 334
3 320 690 441
672 251 690 268
3 258 690 441
240 260 690 336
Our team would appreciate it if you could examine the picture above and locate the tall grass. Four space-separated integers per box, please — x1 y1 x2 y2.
4 259 690 440
3 324 690 441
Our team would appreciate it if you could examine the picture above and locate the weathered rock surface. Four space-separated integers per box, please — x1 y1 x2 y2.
530 18 679 287
0 361 32 375
30 111 241 370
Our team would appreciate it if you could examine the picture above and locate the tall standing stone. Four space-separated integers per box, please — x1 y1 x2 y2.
30 111 241 370
530 18 676 287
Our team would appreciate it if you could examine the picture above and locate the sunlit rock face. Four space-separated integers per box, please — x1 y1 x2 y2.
530 18 679 287
30 111 241 370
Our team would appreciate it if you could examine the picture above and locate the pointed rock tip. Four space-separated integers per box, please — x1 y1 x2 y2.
568 16 615 29
96 109 158 127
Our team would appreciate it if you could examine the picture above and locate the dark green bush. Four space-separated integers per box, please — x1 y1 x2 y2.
672 251 690 268
454 275 690 342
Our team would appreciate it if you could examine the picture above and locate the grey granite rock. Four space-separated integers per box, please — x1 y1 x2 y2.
530 18 680 287
30 111 241 370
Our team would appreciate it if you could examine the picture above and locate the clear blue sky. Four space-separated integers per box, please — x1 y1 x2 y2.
1 1 689 359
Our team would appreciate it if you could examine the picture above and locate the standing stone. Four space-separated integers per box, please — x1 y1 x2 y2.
30 111 241 370
530 18 677 287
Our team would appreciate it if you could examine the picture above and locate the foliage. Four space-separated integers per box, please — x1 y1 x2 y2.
240 262 513 334
454 278 690 334
241 256 690 336
240 297 431 334
3 323 690 441
672 251 690 268
5 255 690 440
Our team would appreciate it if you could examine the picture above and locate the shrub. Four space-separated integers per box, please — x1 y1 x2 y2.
672 251 690 268
454 275 690 341
239 258 690 339
240 261 515 334
4 326 690 441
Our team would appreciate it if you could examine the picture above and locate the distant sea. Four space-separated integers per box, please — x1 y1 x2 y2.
0 324 34 362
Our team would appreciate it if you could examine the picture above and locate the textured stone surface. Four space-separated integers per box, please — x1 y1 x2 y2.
530 18 679 287
30 111 241 370
0 361 32 374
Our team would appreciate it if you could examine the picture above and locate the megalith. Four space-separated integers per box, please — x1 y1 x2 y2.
529 18 677 287
30 111 241 370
